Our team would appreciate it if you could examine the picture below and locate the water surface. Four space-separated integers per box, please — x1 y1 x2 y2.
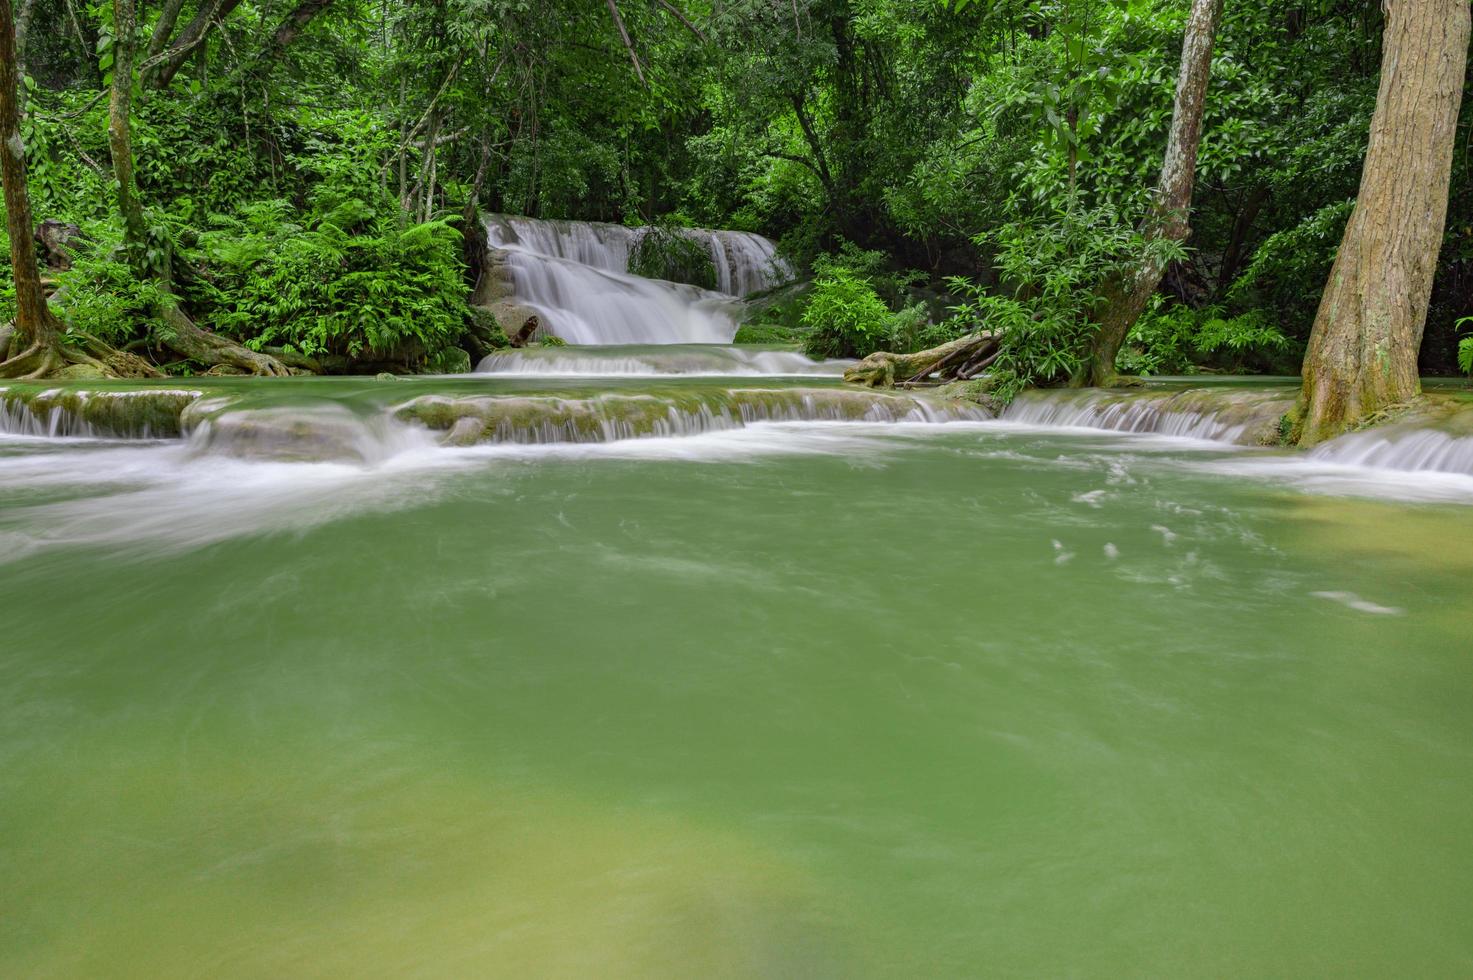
2 379 1471 977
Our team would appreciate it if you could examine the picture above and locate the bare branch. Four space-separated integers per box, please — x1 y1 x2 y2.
605 0 646 86
655 0 705 42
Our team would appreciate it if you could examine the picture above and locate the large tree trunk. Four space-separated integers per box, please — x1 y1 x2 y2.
1082 0 1223 387
109 0 288 376
0 0 158 379
0 0 63 375
1295 0 1471 446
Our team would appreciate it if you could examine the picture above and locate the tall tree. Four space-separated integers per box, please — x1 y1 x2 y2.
1294 0 1472 445
1 0 157 379
1081 0 1224 387
0 0 64 376
108 0 289 375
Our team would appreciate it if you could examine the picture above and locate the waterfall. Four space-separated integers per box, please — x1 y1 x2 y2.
1 387 200 439
397 387 984 446
1308 421 1473 477
481 215 792 346
707 230 787 296
1002 387 1296 446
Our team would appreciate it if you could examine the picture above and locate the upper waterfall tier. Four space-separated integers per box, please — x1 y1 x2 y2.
480 215 791 345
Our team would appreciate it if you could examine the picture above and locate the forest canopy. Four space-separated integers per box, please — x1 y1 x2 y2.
0 0 1470 390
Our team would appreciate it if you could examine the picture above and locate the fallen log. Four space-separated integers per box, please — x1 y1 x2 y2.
843 332 1000 388
509 315 540 348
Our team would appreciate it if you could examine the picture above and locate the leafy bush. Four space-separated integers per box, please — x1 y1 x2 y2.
52 222 170 345
811 242 924 310
629 225 718 290
800 268 894 358
733 321 806 344
944 206 1184 399
793 243 932 358
1458 318 1473 375
1118 301 1295 376
183 194 468 362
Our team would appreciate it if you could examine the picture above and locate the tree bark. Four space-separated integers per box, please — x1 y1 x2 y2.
253 0 334 70
13 0 32 72
144 0 188 60
1082 0 1223 387
1295 0 1471 445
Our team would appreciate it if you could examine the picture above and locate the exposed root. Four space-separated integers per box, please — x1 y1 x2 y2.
261 346 324 374
160 301 290 377
0 341 62 379
72 332 165 378
0 331 165 380
844 332 1000 389
1094 371 1148 390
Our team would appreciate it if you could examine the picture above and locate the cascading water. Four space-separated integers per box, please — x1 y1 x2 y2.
1001 386 1297 446
475 344 850 377
1307 414 1473 477
481 215 792 346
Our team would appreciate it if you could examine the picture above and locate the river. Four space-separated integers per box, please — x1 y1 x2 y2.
2 220 1471 976
2 365 1471 977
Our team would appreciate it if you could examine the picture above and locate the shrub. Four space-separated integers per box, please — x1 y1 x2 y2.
630 225 717 290
1119 301 1295 376
800 269 896 359
943 205 1183 399
184 195 468 363
51 222 169 346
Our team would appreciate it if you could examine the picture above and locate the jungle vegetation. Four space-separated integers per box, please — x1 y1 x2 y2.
0 0 1470 441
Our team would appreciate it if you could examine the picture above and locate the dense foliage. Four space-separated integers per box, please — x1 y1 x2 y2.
1 0 1470 376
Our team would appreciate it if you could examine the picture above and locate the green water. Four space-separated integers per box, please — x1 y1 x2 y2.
2 379 1472 976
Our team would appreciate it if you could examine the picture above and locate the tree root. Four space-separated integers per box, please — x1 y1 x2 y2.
0 342 61 379
1092 371 1148 390
159 301 290 377
72 332 166 378
843 332 1000 388
0 331 165 380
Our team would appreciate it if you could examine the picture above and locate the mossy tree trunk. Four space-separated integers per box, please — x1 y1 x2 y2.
1 0 159 379
0 0 62 369
1082 0 1223 387
1294 0 1471 446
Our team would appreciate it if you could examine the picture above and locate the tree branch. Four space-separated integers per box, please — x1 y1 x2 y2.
143 0 244 89
605 0 645 86
655 0 705 42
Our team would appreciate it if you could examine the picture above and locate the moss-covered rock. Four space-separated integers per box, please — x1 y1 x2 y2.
425 347 474 375
1 386 201 438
